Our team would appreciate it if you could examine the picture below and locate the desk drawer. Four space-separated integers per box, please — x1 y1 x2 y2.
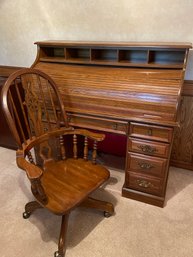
127 153 167 177
128 138 170 158
129 122 173 143
126 173 163 196
67 114 127 134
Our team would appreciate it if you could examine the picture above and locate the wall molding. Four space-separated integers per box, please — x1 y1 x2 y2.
0 65 24 77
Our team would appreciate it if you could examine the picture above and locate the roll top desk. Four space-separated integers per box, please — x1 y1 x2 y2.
32 41 192 207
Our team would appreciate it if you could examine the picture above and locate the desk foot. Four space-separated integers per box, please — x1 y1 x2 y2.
122 185 165 208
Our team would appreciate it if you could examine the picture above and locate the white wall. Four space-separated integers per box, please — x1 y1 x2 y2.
0 0 193 79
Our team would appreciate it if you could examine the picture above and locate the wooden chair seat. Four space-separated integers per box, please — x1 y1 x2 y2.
42 159 110 214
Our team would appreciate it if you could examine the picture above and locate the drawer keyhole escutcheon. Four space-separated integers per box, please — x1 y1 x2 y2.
112 123 118 130
137 144 157 153
147 128 152 136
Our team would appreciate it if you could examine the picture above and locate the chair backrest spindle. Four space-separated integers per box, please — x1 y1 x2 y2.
8 90 27 145
73 134 78 159
47 80 59 127
83 137 88 160
15 79 32 139
59 135 66 160
27 151 35 164
36 75 52 131
92 140 97 164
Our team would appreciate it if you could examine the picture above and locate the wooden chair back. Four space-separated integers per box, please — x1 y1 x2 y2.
1 68 103 169
1 68 68 149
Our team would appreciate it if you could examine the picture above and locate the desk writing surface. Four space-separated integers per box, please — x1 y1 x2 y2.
34 62 183 126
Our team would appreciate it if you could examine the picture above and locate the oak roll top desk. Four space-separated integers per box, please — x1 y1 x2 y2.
32 41 192 207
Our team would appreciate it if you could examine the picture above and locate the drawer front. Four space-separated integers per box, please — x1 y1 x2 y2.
128 138 170 158
126 172 163 196
127 153 167 177
67 114 128 134
129 122 173 143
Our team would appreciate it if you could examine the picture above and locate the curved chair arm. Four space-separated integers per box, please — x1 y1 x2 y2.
16 152 47 203
22 128 105 153
16 155 43 180
64 128 106 141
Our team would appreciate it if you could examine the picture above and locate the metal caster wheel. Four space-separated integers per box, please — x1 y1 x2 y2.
23 211 31 219
54 251 63 257
104 211 112 218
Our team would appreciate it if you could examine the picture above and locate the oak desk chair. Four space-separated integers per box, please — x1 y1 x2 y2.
1 68 114 257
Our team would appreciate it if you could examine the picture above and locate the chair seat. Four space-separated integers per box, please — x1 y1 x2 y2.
40 158 110 215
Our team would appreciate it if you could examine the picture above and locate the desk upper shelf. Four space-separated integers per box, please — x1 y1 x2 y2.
34 41 192 69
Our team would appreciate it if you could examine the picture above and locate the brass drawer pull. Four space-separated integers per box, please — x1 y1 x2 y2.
137 144 157 153
137 179 152 188
137 162 154 169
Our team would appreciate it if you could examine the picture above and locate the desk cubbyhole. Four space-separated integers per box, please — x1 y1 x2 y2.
66 48 90 61
91 49 118 62
148 50 185 66
40 47 65 59
119 50 148 64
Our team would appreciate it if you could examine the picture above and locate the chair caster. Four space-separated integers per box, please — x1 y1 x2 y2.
104 211 112 218
54 251 63 257
23 211 31 219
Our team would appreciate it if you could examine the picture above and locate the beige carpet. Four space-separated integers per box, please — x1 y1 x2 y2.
0 147 193 257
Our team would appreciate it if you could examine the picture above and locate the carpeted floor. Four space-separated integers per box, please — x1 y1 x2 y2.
0 147 193 257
